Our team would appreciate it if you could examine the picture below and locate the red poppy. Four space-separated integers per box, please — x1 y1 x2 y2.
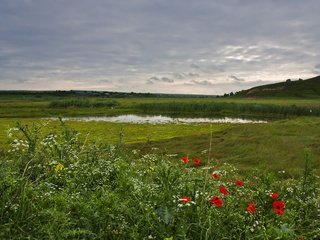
273 200 285 216
179 197 191 202
211 173 220 179
270 192 279 199
274 208 285 216
219 186 229 195
210 196 223 207
247 203 256 213
181 156 189 163
235 180 244 186
193 157 201 165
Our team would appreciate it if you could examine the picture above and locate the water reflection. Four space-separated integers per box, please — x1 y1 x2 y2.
62 114 267 124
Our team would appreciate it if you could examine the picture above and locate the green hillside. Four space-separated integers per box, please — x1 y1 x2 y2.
234 75 320 98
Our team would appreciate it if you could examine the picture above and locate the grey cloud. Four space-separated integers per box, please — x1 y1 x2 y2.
149 77 161 81
146 79 154 85
15 79 29 84
146 76 174 84
229 75 245 82
188 72 200 78
161 77 174 83
173 73 185 79
190 63 200 69
190 80 214 86
172 72 200 80
313 65 320 75
0 0 320 94
98 79 111 83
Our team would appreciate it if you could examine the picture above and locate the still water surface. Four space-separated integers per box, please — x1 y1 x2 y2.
62 114 267 124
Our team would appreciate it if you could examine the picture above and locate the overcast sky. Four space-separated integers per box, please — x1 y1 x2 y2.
1 0 320 94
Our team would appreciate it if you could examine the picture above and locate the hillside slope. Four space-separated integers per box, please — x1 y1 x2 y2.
234 76 320 98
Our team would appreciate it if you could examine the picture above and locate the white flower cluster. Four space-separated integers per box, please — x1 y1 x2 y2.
40 133 57 147
141 154 158 163
8 139 29 153
6 127 19 138
286 187 294 193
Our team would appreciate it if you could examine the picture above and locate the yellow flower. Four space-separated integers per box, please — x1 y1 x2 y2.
55 163 64 172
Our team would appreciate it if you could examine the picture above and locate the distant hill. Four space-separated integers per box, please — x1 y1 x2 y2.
233 76 320 98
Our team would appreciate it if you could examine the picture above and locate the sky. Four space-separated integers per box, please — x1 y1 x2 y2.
1 0 320 95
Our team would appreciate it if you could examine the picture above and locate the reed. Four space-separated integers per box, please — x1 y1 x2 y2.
48 99 119 108
136 102 320 117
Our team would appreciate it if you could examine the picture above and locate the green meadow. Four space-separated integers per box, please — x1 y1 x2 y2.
0 92 319 239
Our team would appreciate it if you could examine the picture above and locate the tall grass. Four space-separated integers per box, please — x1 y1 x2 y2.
0 121 319 239
136 102 320 117
48 99 119 108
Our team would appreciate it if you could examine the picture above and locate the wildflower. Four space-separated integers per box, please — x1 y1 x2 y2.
270 192 279 199
193 157 201 165
210 196 223 207
273 200 285 216
212 173 220 179
179 197 191 202
247 203 256 213
55 163 65 172
219 186 229 195
181 156 189 163
235 180 244 186
286 187 293 193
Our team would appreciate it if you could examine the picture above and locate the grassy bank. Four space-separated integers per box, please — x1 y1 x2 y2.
0 118 227 150
1 117 319 176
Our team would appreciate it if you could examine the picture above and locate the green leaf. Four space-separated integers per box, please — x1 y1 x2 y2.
155 205 173 225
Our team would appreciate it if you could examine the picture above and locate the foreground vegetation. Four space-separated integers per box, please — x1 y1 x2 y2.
0 89 319 239
0 121 319 239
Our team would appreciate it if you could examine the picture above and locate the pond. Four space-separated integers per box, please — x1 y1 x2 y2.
61 114 267 124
